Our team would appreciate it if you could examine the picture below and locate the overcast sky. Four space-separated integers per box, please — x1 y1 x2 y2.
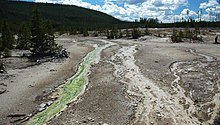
21 0 220 22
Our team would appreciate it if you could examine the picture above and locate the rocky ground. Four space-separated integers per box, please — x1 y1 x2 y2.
0 31 220 125
0 35 93 124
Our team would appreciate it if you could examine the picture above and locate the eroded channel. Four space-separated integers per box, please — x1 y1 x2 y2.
110 45 220 125
27 40 115 125
170 49 220 124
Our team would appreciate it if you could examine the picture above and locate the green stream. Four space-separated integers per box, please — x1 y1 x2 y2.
27 41 113 125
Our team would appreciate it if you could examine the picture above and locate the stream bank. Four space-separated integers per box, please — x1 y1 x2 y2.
27 40 115 125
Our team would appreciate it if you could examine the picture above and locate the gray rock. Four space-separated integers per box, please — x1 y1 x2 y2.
40 103 46 108
47 101 53 106
150 122 154 125
88 117 95 122
0 88 7 94
146 86 151 89
50 68 56 72
38 107 45 111
0 83 7 86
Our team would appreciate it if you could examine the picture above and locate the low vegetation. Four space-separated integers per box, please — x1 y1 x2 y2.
132 28 141 39
171 28 202 43
107 28 143 39
106 28 120 39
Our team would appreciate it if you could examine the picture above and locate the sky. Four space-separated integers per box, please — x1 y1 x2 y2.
20 0 220 23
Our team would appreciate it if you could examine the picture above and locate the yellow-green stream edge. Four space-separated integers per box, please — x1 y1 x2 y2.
27 40 114 125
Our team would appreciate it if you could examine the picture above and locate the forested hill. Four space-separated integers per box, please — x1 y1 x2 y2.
0 0 123 30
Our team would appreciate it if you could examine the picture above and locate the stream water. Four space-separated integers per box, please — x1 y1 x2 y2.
27 40 115 125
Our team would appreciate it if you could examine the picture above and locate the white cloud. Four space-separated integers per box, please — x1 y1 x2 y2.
169 9 198 22
200 0 219 9
181 9 197 16
199 0 220 21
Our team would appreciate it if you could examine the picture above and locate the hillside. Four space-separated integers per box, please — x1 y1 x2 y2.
0 0 123 30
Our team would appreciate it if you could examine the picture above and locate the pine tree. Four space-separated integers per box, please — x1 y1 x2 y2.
70 27 77 35
30 9 45 55
118 29 123 38
30 9 61 55
83 28 89 37
3 47 11 57
106 30 110 39
1 21 15 50
125 29 130 38
109 30 114 39
43 20 61 54
17 24 31 50
112 28 118 39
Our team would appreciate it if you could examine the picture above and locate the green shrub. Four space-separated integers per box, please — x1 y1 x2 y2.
163 33 167 37
83 29 89 37
3 48 11 57
171 29 183 43
171 28 203 43
118 30 123 38
132 28 141 39
125 29 130 38
107 28 118 39
145 28 150 35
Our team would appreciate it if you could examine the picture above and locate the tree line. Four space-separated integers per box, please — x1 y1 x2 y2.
0 9 61 57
